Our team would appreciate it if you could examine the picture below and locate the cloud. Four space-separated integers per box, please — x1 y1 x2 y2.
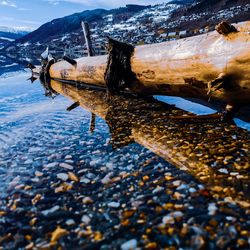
18 7 32 11
0 0 17 8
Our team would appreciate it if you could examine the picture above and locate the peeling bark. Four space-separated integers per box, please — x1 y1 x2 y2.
104 38 136 95
34 21 250 116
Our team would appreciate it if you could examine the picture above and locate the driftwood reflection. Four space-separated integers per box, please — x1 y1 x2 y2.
46 80 249 202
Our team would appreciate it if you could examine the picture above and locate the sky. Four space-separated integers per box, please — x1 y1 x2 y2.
0 0 163 31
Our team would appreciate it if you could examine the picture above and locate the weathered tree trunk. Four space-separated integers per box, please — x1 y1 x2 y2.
33 21 250 118
130 22 250 105
48 22 250 107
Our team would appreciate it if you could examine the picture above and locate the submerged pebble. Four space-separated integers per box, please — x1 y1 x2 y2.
121 239 138 250
57 173 69 181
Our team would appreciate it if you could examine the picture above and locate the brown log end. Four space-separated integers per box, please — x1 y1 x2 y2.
104 38 136 95
215 21 238 35
39 59 58 98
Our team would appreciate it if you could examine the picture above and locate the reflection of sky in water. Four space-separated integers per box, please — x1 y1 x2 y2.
0 73 160 195
155 96 250 130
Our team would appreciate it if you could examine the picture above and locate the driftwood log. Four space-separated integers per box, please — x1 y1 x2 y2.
48 79 250 204
32 21 250 119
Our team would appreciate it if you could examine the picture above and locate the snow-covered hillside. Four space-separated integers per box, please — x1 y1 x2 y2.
2 0 250 64
0 26 29 50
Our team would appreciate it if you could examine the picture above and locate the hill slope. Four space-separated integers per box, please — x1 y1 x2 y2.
0 27 28 50
3 0 250 64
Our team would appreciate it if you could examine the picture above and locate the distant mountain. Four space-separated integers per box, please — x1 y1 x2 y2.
16 5 150 44
3 0 250 64
0 27 29 50
4 4 152 62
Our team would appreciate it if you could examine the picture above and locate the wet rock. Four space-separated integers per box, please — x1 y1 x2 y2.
80 177 90 184
121 239 137 250
177 183 188 191
108 202 120 208
81 215 91 224
46 162 58 168
152 186 164 194
189 188 196 193
172 211 184 219
59 163 74 170
50 226 68 243
208 203 218 215
66 219 76 226
101 173 113 184
24 159 33 164
172 180 182 187
57 173 69 181
65 155 72 160
82 197 93 204
162 215 174 224
218 168 228 174
41 205 60 216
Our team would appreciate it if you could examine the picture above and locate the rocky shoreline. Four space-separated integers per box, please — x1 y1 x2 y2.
0 74 249 249
0 133 249 249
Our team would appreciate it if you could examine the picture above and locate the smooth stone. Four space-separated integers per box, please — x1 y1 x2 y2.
86 173 96 179
218 168 228 174
162 215 174 224
57 173 69 181
101 173 113 184
173 180 182 187
106 163 114 170
59 163 74 170
152 187 164 194
108 202 120 208
208 203 218 215
189 188 197 193
24 159 33 164
81 215 91 224
80 177 90 184
90 160 100 166
172 211 184 218
46 162 58 168
82 197 93 204
121 239 137 250
65 155 72 160
66 219 75 226
177 183 188 190
41 205 60 216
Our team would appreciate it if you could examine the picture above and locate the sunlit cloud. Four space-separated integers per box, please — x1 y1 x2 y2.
0 0 17 8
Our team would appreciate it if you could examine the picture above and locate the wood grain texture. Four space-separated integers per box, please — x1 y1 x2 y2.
131 22 250 105
49 21 250 107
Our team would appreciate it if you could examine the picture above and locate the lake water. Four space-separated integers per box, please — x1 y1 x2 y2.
0 69 249 249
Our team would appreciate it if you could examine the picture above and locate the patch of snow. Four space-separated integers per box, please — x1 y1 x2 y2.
0 63 18 68
0 37 14 42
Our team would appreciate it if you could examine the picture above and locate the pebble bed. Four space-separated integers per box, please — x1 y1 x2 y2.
0 75 249 249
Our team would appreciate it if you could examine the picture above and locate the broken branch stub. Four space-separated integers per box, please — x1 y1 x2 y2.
215 21 238 35
104 38 136 95
81 21 94 57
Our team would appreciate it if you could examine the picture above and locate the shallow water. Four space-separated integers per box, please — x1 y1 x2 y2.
0 73 161 190
0 73 249 249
